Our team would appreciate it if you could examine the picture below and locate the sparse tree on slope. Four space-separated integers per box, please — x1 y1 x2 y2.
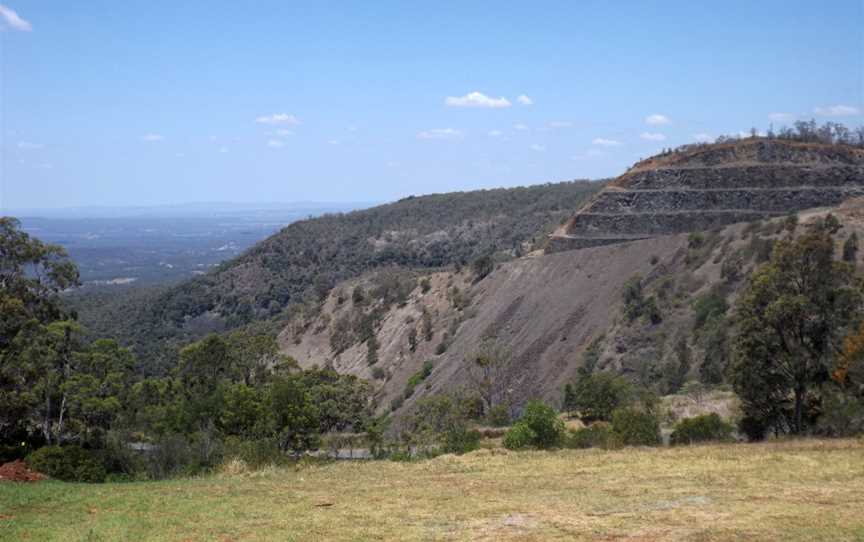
732 216 862 436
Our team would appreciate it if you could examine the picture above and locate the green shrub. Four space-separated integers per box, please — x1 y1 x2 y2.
442 427 482 455
26 445 107 483
502 423 536 450
611 408 661 446
503 401 564 450
670 413 734 445
485 404 511 427
566 422 619 449
223 437 287 468
564 372 633 422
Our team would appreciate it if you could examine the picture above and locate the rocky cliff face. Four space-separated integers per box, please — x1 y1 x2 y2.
547 139 864 252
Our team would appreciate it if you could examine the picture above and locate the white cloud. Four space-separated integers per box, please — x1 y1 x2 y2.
768 112 794 122
513 123 529 131
328 139 340 145
266 139 285 148
175 153 185 158
445 91 511 109
141 133 163 142
645 114 671 125
640 132 666 142
814 105 861 117
738 130 764 138
592 138 621 147
255 113 300 125
17 141 43 150
517 94 533 106
34 163 53 170
693 133 713 143
488 130 504 137
274 129 294 137
572 149 608 160
417 128 464 140
0 4 32 31
529 143 545 152
547 121 574 129
219 146 228 153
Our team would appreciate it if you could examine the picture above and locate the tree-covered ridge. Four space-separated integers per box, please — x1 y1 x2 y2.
74 180 601 368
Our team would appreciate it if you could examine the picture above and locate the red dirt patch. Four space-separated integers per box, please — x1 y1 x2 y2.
0 460 46 482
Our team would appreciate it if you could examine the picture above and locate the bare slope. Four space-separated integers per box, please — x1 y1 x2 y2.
281 201 864 415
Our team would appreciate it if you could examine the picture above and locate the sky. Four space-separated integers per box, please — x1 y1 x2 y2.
0 1 862 210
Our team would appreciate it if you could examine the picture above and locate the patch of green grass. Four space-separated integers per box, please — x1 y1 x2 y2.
2 439 864 541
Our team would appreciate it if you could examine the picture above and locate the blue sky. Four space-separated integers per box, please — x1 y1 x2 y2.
1 1 862 209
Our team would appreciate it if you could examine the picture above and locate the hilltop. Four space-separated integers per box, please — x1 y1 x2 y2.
547 138 864 252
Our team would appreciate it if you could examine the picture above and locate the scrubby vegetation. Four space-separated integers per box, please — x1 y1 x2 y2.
70 181 601 371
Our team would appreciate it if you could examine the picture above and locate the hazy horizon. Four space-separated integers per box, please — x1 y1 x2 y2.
1 1 862 210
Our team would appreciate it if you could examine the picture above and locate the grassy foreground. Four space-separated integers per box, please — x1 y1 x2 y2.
2 439 863 541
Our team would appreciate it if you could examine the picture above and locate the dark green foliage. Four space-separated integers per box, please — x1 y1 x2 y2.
732 219 862 436
403 360 434 399
484 404 511 427
662 337 691 394
74 182 601 368
611 408 661 446
366 334 379 366
371 366 386 380
419 277 432 294
692 288 728 332
564 372 633 422
351 286 366 305
843 232 858 263
670 414 734 445
408 395 480 455
565 422 617 449
698 315 730 385
622 275 644 322
622 275 661 324
687 232 705 249
26 445 106 483
815 388 864 437
471 254 495 282
503 401 564 450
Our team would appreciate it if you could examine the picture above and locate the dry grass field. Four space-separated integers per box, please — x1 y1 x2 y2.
2 438 863 541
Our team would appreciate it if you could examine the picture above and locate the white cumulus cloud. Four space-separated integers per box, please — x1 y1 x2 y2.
255 113 300 125
517 94 533 106
445 91 511 109
417 128 464 140
592 138 621 147
529 143 545 152
814 105 861 117
645 114 671 125
513 123 529 131
17 141 43 150
0 4 32 31
768 112 794 122
266 139 285 148
548 121 574 129
488 130 504 137
693 133 714 143
640 132 666 142
141 133 163 142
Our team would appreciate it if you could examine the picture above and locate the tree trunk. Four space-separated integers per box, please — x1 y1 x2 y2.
793 386 805 434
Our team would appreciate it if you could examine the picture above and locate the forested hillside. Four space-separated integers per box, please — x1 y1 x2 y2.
73 180 602 372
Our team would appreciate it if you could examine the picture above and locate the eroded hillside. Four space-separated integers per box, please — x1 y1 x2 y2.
279 200 864 418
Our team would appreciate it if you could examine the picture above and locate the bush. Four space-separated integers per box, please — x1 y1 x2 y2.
564 372 633 422
670 414 734 445
565 422 619 449
503 401 564 450
738 415 767 442
485 404 511 427
442 427 482 455
26 445 107 483
223 437 286 468
611 408 661 446
502 423 536 450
